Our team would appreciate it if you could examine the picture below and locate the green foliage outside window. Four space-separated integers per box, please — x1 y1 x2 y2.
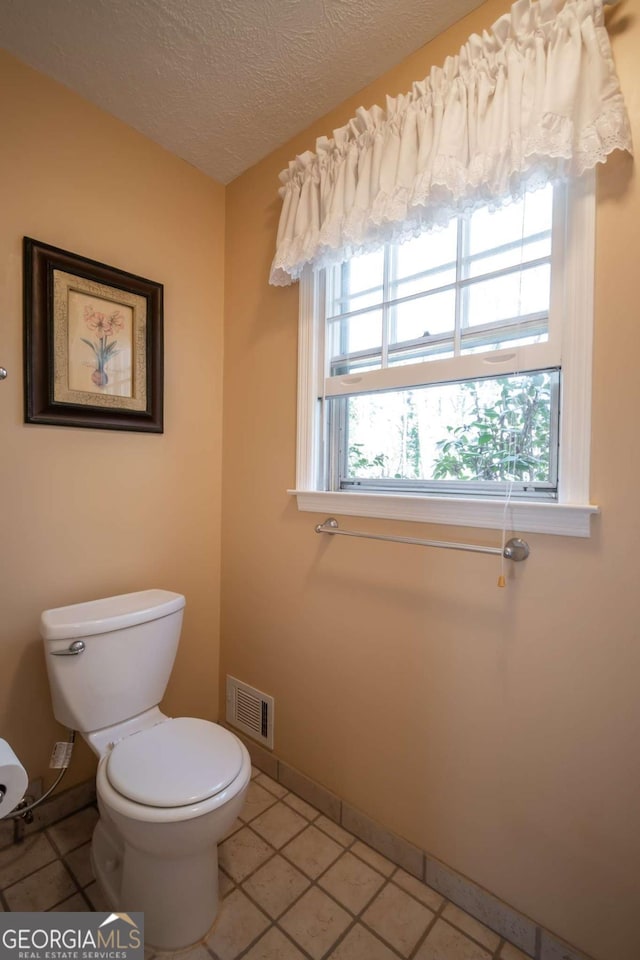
432 374 552 482
346 373 553 484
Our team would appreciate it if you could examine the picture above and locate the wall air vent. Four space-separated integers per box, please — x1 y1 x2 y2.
225 675 274 749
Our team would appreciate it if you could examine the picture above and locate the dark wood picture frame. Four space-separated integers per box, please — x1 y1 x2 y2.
24 237 163 433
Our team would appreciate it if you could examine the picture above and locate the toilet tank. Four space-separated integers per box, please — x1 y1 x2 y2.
41 590 185 733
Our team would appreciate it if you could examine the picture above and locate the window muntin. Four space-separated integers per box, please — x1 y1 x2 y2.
323 185 562 500
326 185 555 380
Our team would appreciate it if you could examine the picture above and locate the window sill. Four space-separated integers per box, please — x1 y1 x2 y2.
289 490 598 537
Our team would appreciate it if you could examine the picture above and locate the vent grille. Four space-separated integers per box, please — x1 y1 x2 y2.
226 676 274 749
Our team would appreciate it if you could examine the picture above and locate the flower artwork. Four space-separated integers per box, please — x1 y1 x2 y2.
64 289 134 399
81 305 124 387
26 240 163 432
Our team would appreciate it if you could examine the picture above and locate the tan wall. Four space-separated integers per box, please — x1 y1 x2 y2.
221 3 640 959
0 52 225 789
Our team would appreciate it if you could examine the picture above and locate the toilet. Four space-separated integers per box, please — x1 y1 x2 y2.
40 589 251 951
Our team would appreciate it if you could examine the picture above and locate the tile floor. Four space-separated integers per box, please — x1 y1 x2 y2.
0 768 529 960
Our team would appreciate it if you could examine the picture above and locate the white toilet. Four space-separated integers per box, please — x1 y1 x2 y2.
40 589 251 951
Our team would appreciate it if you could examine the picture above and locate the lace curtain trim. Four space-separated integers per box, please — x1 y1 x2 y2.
269 0 632 286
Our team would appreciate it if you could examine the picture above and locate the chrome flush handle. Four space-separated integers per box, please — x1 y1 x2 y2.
50 640 86 657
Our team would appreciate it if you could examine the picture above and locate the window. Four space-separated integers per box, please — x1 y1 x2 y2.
292 173 599 537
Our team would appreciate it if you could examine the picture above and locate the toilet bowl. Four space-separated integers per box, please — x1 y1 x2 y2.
40 590 250 950
90 710 250 949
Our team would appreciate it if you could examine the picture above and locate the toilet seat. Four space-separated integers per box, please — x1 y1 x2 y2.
106 718 243 808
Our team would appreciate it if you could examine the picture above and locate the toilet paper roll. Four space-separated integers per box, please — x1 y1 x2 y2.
0 738 28 818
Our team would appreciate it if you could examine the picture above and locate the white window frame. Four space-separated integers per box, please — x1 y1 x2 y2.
289 172 599 537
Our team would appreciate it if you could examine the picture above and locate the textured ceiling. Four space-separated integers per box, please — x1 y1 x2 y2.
0 0 485 184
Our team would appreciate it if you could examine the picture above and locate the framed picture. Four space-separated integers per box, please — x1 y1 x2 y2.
24 238 163 432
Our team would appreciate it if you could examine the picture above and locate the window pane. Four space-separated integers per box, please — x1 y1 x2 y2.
391 224 457 298
340 370 558 487
464 263 551 330
328 309 382 370
395 224 457 278
465 188 553 285
390 289 456 346
467 187 553 259
346 249 384 293
328 250 384 317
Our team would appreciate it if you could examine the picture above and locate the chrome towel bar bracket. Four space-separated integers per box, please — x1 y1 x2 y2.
315 518 530 561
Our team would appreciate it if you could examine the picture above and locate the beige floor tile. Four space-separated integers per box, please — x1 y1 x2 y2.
205 888 270 960
242 854 309 919
255 773 287 798
282 824 344 879
319 852 386 914
250 803 307 849
351 841 395 877
49 892 90 911
242 926 307 960
47 807 99 855
64 841 94 888
0 806 540 960
414 919 492 960
315 816 354 847
185 947 216 960
218 869 235 899
84 880 111 911
499 943 531 960
0 832 58 889
283 792 320 821
443 903 501 951
218 827 274 882
392 870 444 912
155 945 213 960
32 789 97 835
326 923 401 960
279 887 352 960
0 823 14 851
240 782 279 823
362 883 435 958
221 818 243 841
4 860 77 911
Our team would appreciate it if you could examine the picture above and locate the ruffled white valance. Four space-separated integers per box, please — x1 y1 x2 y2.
270 0 631 286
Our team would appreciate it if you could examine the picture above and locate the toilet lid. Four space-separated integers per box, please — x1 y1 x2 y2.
106 718 243 807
